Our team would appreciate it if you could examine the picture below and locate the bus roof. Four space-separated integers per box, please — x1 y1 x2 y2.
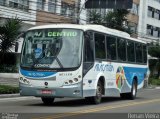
29 24 146 44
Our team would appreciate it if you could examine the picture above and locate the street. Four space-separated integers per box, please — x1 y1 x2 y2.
0 88 160 119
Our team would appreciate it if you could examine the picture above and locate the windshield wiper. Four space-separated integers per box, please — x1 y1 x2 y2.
55 57 63 68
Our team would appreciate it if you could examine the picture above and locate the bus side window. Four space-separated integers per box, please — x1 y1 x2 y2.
117 38 126 61
84 31 94 62
143 45 147 64
106 36 117 60
136 43 143 63
83 31 94 76
127 40 135 62
94 33 106 59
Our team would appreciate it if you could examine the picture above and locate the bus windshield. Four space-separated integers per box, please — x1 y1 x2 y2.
21 29 83 69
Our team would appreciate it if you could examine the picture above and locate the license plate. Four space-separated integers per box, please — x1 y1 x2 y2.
41 90 52 94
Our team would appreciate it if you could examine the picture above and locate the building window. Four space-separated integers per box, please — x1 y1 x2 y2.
148 6 154 18
9 0 29 11
61 2 68 16
147 24 160 38
153 27 159 37
147 24 153 36
61 2 75 17
48 0 56 13
0 0 6 6
37 0 45 10
154 10 160 19
94 33 106 59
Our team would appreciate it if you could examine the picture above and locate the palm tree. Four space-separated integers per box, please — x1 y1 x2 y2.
0 17 22 64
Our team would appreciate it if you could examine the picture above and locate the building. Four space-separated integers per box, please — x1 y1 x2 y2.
138 0 160 43
0 0 79 53
81 0 160 43
126 0 139 38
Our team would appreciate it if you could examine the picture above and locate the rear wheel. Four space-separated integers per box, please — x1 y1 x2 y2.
41 97 55 105
120 80 137 100
86 81 103 104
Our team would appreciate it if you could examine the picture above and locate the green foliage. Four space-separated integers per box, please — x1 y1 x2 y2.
149 77 160 86
0 17 22 53
148 45 160 58
88 9 130 33
104 9 129 31
0 85 19 94
88 10 103 25
0 65 18 73
148 43 160 78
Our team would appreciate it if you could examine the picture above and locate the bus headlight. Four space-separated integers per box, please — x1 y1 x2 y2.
73 78 78 82
63 78 80 86
19 77 30 85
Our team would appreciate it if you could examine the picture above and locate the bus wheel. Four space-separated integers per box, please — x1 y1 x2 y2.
41 97 55 105
86 81 103 104
120 80 137 100
129 80 137 100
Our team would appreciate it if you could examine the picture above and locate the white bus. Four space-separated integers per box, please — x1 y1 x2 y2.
19 24 148 104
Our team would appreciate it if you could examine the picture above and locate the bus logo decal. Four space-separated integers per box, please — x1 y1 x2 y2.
116 66 126 90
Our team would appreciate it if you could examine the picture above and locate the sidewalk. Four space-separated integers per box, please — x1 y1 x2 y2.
0 93 20 98
0 73 19 87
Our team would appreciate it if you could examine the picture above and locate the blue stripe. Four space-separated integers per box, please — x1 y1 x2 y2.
123 67 147 86
20 69 57 78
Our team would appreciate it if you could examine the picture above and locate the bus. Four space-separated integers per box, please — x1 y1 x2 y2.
19 24 148 105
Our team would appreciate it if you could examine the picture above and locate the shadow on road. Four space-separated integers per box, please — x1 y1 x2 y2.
26 97 135 107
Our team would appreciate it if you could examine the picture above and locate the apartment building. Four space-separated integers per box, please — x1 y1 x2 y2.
138 0 160 43
0 0 78 53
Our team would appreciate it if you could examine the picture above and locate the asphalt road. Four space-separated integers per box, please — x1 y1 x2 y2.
0 88 160 119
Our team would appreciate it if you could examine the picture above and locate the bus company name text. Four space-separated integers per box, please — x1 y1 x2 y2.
94 64 114 72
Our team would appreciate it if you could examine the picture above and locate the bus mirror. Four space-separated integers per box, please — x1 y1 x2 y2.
17 32 25 39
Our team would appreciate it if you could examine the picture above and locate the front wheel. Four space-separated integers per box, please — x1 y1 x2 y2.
41 97 55 105
86 81 103 104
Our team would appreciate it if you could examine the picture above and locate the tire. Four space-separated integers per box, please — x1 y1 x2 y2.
86 81 103 104
41 97 55 105
120 80 137 100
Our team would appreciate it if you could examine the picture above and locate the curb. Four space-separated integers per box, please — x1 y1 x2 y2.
0 93 20 98
155 87 160 89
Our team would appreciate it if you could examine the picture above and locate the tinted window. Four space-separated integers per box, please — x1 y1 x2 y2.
143 45 147 63
117 38 126 61
135 43 143 63
106 36 117 60
127 40 135 62
84 31 94 62
95 33 106 59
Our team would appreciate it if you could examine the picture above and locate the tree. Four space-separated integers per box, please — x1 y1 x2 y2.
104 9 130 32
88 10 103 25
148 43 160 78
0 17 22 64
88 9 131 34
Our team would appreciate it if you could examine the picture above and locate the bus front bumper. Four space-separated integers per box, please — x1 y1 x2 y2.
19 83 83 98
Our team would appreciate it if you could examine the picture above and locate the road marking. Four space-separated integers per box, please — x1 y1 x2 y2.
33 98 160 119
